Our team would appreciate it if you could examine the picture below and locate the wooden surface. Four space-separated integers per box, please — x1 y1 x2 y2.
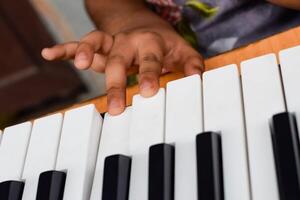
56 25 300 114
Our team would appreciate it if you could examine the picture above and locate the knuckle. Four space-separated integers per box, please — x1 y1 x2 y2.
141 53 161 63
139 74 158 91
107 54 126 64
56 43 68 49
80 31 104 44
140 70 159 78
104 33 113 42
107 86 122 92
88 30 104 37
107 86 124 99
139 31 160 40
189 55 204 65
114 33 128 42
78 41 92 50
192 52 203 59
92 31 107 39
64 41 78 46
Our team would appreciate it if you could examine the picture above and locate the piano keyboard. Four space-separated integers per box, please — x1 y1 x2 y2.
0 45 300 200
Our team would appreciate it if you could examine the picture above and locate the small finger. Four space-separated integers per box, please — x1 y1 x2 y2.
41 42 78 60
183 55 204 76
138 41 164 97
75 31 113 69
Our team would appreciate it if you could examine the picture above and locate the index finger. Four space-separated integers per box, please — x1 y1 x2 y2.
41 42 78 61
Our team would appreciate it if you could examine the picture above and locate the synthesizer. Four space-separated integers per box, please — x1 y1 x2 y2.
0 45 299 200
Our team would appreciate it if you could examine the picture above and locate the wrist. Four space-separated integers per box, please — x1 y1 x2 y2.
85 0 173 34
113 9 174 34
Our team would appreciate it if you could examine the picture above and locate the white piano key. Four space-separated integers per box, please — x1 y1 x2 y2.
21 114 63 200
0 122 32 181
241 54 283 200
0 131 2 145
279 46 300 138
90 107 131 200
129 89 165 200
203 65 251 200
55 104 103 200
165 75 203 200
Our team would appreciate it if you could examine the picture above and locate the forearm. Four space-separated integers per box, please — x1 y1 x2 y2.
85 0 172 34
267 0 300 10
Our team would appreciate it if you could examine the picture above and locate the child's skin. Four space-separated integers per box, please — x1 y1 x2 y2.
42 0 300 115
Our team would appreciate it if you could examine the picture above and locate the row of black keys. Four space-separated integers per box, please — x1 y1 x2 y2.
0 112 299 200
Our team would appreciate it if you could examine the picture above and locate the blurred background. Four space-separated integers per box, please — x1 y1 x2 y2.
0 0 106 128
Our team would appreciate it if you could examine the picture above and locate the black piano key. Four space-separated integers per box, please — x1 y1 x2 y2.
196 132 224 200
36 170 66 200
148 143 175 200
0 180 24 200
271 112 300 200
102 154 131 200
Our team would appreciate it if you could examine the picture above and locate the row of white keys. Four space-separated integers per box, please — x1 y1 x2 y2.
0 104 102 200
0 105 103 200
2 46 298 200
0 122 32 182
90 107 132 200
21 114 63 200
203 65 251 200
165 75 203 200
279 46 300 137
129 89 166 200
241 54 283 200
55 104 103 200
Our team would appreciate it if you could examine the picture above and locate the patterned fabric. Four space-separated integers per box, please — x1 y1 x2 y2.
146 0 300 57
146 0 218 24
146 0 182 24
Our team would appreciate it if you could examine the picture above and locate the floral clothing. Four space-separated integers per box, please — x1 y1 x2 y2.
146 0 300 57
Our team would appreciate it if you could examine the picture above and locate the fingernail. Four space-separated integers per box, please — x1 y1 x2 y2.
42 48 49 52
75 52 88 67
140 81 152 90
77 52 87 60
140 81 157 97
41 49 47 55
109 99 120 108
108 99 123 115
41 48 52 60
161 68 168 74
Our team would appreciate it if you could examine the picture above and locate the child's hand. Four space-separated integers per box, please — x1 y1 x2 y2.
42 31 113 73
42 24 203 115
